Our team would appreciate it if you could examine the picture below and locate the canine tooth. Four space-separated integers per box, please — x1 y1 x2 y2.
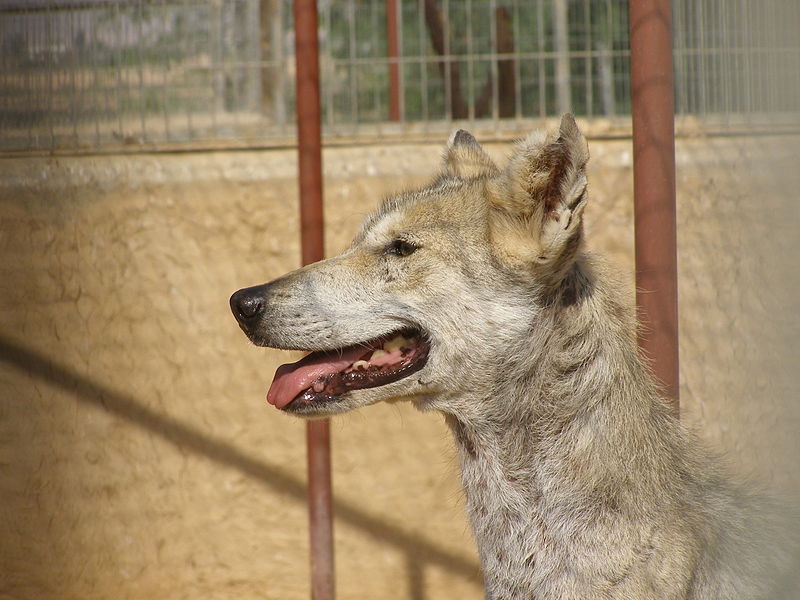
351 360 369 370
312 380 325 393
369 349 388 361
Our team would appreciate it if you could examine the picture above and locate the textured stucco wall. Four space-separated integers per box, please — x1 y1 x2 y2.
1 134 797 600
675 136 800 496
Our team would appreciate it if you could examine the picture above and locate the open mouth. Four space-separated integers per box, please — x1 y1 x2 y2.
267 328 430 411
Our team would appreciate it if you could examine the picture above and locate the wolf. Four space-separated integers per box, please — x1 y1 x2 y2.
230 115 786 599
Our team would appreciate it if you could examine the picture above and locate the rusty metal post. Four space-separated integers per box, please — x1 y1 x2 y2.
293 0 335 598
629 0 679 412
386 0 401 121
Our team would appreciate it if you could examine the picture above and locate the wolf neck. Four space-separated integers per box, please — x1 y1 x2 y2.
444 257 680 596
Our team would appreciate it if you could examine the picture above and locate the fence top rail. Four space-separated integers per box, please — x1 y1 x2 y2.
4 116 800 160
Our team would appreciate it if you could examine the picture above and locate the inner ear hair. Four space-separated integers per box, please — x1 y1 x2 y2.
493 114 589 217
532 115 589 217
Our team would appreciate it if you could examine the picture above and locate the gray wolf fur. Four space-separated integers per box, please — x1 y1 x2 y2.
231 115 786 599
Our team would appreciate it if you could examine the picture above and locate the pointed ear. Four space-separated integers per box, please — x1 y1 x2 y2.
487 114 590 273
443 130 500 179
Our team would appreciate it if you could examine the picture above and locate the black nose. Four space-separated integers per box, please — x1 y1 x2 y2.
230 287 266 325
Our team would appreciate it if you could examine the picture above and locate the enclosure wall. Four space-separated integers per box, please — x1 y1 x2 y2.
1 134 798 599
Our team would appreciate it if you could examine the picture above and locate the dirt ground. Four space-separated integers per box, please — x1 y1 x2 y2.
1 132 798 599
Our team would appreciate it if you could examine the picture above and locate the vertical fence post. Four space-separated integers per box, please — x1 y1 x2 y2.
386 0 401 121
629 0 680 413
293 0 335 598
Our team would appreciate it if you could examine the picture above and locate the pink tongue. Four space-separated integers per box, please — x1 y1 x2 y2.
267 346 367 409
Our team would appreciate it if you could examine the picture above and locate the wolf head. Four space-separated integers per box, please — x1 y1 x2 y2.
230 114 590 418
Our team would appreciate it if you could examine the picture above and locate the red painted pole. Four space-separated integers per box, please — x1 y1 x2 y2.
386 0 401 121
629 0 680 413
293 0 335 598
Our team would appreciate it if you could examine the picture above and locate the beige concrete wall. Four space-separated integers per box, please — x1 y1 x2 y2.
1 134 797 600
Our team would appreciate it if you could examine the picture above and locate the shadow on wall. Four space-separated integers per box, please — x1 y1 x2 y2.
0 333 481 598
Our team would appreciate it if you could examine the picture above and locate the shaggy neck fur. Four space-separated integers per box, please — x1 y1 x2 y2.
442 255 735 599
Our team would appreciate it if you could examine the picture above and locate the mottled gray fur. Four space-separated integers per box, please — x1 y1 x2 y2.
233 115 790 599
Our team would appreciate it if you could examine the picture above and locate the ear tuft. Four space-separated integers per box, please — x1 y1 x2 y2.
449 129 478 147
443 130 500 179
558 113 583 149
556 113 589 187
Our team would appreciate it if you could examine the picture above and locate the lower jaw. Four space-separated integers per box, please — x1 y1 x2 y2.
283 391 343 414
282 392 360 418
283 369 429 415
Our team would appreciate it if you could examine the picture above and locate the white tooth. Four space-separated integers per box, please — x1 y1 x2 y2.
313 380 325 393
383 335 413 352
351 360 369 370
369 349 388 361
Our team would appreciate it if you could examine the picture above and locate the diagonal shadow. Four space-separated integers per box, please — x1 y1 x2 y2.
0 333 481 588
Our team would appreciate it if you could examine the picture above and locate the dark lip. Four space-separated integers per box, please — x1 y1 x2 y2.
281 328 431 413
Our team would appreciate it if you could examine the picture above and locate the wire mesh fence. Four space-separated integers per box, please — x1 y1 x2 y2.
1 0 264 151
1 0 798 153
673 0 800 127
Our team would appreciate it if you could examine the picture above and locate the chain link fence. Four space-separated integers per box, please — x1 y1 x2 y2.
1 0 798 152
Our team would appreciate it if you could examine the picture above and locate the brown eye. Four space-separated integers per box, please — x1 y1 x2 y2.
385 239 418 257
